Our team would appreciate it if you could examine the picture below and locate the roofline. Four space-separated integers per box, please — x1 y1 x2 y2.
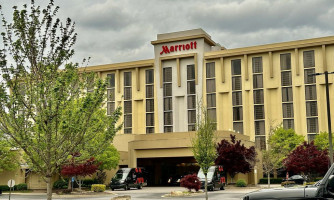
151 34 216 46
80 59 154 72
205 35 334 59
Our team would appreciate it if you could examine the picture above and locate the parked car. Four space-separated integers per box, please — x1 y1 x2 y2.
243 165 334 200
110 168 147 191
197 165 226 191
282 174 307 185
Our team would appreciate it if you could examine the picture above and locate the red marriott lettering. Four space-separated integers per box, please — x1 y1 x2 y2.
160 41 197 55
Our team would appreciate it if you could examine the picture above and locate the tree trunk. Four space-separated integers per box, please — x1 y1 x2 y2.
68 178 71 190
267 172 271 188
273 168 277 179
46 176 53 200
205 173 208 200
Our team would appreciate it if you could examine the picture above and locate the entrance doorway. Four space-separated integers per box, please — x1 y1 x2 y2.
137 157 199 186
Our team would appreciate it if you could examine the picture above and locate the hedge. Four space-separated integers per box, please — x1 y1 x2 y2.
259 178 283 184
53 179 68 189
91 184 106 192
82 179 99 188
0 183 28 191
236 179 247 187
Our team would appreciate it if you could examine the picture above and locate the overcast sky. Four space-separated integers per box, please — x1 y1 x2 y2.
1 0 334 66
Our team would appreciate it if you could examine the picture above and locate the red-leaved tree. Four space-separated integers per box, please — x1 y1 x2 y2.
61 157 100 190
215 134 257 183
283 141 329 180
180 174 201 192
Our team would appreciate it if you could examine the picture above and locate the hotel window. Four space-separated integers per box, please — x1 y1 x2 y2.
187 64 196 131
145 69 154 134
280 53 294 129
86 75 94 93
232 59 243 134
163 67 173 132
303 50 318 134
206 62 216 128
252 57 265 150
107 73 115 116
124 72 132 134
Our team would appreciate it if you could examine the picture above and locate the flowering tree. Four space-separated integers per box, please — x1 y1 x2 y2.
283 141 329 181
180 174 201 192
61 157 100 190
215 134 257 182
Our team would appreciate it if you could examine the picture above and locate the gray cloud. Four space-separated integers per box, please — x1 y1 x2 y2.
1 0 334 66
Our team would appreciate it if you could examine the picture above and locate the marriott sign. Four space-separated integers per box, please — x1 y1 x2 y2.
160 41 197 55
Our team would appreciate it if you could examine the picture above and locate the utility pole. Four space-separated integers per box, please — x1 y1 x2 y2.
310 71 334 165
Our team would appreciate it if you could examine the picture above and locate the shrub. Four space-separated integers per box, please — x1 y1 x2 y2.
180 174 201 192
91 184 106 192
281 181 295 187
82 179 99 188
236 179 247 187
53 179 68 189
258 178 283 184
0 185 10 191
15 183 27 190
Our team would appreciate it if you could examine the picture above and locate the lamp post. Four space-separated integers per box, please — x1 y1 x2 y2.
310 71 334 165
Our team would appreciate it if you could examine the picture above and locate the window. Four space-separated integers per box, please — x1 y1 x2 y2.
304 50 318 133
124 72 132 134
255 136 266 150
145 69 155 134
280 53 291 70
187 65 196 131
303 50 315 68
163 67 173 132
107 73 115 115
253 57 265 138
232 59 243 134
281 53 294 130
206 62 217 125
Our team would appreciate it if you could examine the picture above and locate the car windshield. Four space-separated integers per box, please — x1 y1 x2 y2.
113 169 130 180
197 167 215 180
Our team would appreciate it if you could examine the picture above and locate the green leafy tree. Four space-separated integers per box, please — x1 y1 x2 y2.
95 145 120 184
0 1 122 199
0 134 19 172
314 132 334 151
268 126 304 177
192 108 217 200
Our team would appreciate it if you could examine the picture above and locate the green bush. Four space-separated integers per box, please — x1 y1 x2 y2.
0 185 10 191
15 183 27 190
259 178 283 184
236 179 247 187
91 184 106 192
281 181 295 187
82 179 99 188
53 179 68 189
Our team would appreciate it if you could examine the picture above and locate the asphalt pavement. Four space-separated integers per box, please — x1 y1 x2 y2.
0 185 280 200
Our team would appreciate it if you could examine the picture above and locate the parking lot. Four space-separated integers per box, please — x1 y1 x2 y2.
0 186 263 200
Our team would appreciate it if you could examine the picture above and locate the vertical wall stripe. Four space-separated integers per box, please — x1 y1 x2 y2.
136 67 140 91
295 48 299 76
116 69 120 93
322 45 327 72
220 57 225 83
194 54 198 85
244 54 248 81
269 52 273 78
177 58 181 87
159 58 163 88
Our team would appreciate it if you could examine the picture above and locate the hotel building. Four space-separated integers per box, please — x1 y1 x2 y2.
2 28 334 188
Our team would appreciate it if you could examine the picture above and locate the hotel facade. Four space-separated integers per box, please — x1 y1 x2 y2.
2 28 334 188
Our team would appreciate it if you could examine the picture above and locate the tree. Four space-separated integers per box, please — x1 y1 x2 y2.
180 174 201 192
0 136 19 172
268 126 304 177
314 132 334 151
191 109 217 200
0 1 122 199
61 156 99 190
283 141 329 181
261 149 277 188
95 145 120 184
215 134 257 183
